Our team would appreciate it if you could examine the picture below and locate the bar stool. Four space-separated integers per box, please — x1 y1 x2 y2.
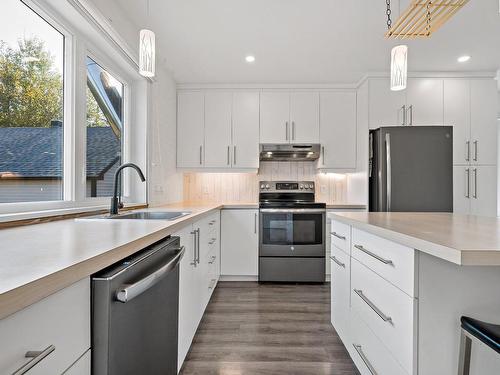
458 316 500 375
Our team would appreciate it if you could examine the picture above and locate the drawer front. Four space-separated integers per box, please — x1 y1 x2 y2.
350 310 409 375
63 350 90 375
331 220 350 254
351 228 415 296
0 278 90 375
351 259 415 374
330 245 350 344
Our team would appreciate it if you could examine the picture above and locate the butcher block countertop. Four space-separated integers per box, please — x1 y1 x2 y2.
329 212 500 267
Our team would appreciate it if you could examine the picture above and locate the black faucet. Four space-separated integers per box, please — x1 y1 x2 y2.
110 163 146 215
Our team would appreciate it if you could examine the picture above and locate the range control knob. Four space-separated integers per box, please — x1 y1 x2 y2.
260 184 265 189
265 184 270 189
299 184 304 189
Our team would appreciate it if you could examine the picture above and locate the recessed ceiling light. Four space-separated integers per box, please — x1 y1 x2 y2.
245 55 255 63
457 55 471 63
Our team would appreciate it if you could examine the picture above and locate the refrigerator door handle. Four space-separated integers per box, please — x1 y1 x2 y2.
385 133 392 211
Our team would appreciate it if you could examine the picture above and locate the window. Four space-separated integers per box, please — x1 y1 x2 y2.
0 0 64 203
85 57 123 197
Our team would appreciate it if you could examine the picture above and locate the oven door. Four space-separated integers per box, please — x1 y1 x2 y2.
259 209 325 257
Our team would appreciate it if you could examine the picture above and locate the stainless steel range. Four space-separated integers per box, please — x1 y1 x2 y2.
259 181 326 282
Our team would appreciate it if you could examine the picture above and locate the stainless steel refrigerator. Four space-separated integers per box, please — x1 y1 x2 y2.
369 126 453 212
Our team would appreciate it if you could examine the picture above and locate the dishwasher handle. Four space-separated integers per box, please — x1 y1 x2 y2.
116 246 185 303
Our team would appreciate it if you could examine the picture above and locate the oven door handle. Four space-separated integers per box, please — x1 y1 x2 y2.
259 208 325 213
116 246 185 303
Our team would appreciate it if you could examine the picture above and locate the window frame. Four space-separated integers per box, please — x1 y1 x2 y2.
0 0 148 217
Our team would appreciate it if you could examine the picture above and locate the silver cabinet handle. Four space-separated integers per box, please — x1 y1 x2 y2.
473 140 478 162
254 212 257 234
406 105 413 126
465 141 470 162
208 255 216 264
260 208 325 213
473 168 477 199
208 278 217 289
199 145 203 165
354 244 393 265
116 247 185 303
354 289 392 323
385 133 392 211
285 121 289 141
208 219 217 226
331 231 346 240
465 168 470 198
190 230 197 266
292 121 295 140
196 228 201 264
400 105 406 126
330 255 345 268
233 145 236 165
227 146 230 165
208 237 217 245
321 146 325 165
352 344 378 375
12 345 55 375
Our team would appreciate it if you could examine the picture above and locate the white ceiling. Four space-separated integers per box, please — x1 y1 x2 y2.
114 0 500 84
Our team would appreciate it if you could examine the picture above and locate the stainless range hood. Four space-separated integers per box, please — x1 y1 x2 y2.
259 144 321 161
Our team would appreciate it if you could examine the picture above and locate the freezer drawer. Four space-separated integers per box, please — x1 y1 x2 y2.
259 257 325 282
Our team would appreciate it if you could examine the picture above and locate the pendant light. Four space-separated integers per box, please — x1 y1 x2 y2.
386 1 407 91
390 45 408 91
139 0 155 78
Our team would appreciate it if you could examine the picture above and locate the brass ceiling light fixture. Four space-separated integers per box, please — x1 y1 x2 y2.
385 0 470 39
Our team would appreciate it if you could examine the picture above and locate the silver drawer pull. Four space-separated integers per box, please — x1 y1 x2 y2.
330 255 346 268
352 344 378 375
331 231 346 240
354 244 393 265
208 255 216 264
354 289 392 323
12 345 55 375
208 279 217 289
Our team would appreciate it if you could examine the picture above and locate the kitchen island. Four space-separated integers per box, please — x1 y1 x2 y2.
328 212 500 375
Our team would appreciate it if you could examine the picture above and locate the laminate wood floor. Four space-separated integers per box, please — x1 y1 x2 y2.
180 282 360 375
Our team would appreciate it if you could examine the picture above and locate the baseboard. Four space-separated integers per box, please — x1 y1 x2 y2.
219 275 258 281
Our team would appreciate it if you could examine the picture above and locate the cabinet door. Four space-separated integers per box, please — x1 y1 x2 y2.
406 78 443 126
176 224 198 369
204 91 233 168
453 166 471 214
444 80 471 165
221 209 259 276
368 78 406 128
319 91 357 169
470 165 497 217
260 91 290 143
177 91 205 167
470 79 498 165
330 246 351 344
233 91 260 168
290 91 319 143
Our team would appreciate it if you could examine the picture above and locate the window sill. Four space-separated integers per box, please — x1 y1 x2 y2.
0 203 148 227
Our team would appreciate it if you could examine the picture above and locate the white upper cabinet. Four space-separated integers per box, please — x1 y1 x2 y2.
368 78 406 128
444 79 470 165
232 92 260 169
260 91 290 143
177 91 205 168
470 79 498 166
204 92 233 168
405 78 444 126
290 91 320 143
319 91 357 170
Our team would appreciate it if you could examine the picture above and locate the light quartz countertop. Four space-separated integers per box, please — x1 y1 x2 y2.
329 212 500 266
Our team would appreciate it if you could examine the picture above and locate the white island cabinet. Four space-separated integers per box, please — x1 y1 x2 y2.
0 278 90 375
329 213 500 375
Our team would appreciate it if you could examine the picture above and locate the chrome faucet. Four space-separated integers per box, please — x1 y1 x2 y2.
110 163 146 215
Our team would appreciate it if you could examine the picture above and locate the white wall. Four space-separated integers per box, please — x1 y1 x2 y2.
87 0 182 205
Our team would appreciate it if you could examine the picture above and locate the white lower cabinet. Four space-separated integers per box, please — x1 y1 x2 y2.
177 211 221 372
62 350 90 375
0 278 90 375
330 245 350 344
221 209 259 276
453 165 497 216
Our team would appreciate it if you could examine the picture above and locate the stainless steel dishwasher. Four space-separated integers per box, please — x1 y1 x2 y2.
92 236 184 375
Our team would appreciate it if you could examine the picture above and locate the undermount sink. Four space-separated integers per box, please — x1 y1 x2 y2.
80 211 192 221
